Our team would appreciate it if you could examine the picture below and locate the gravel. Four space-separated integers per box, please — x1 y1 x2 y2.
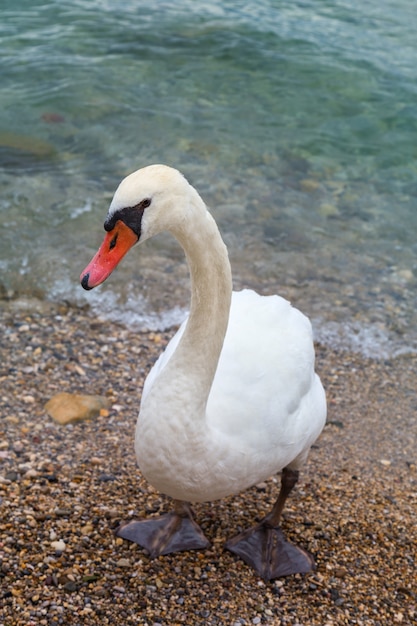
1 303 416 625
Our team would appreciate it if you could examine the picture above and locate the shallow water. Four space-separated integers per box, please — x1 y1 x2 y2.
1 0 416 357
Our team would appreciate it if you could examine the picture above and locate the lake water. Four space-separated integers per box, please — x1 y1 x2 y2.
1 0 416 358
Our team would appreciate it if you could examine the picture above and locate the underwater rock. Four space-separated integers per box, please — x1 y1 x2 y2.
0 131 56 169
41 112 65 123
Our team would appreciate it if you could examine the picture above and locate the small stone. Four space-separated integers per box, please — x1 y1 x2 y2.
54 508 71 516
5 416 19 425
5 471 19 482
24 468 38 479
319 203 339 217
22 395 35 404
98 474 116 482
44 392 111 425
300 178 320 192
116 558 130 567
81 523 94 535
26 516 37 528
395 269 413 283
51 540 66 553
334 566 348 578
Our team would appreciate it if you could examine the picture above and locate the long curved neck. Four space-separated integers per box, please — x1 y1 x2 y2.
153 188 233 412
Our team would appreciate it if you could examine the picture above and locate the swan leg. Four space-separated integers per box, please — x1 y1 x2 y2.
115 500 210 558
225 468 314 580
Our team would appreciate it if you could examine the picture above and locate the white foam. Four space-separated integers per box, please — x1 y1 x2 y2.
48 276 416 359
48 278 187 331
313 318 417 359
96 294 187 331
69 199 92 219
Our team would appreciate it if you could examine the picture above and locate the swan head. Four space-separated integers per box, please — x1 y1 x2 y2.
80 164 191 290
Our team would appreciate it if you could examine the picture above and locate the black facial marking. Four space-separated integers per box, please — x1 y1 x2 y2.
104 198 152 237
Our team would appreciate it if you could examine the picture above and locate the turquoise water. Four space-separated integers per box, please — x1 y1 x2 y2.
1 0 416 357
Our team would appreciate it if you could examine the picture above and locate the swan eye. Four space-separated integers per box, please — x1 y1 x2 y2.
104 199 151 236
109 234 118 250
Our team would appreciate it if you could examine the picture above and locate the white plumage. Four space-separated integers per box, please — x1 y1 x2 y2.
138 289 325 502
81 164 327 579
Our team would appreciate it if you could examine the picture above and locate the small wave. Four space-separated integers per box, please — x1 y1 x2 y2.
49 278 187 331
69 199 92 219
49 276 416 359
313 318 417 360
94 294 187 331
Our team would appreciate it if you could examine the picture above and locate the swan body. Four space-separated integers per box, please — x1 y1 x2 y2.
138 289 325 502
80 164 327 579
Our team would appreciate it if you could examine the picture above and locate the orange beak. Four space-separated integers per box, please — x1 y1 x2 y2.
80 220 138 290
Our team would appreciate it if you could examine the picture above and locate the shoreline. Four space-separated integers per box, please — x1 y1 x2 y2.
2 291 416 361
1 304 416 625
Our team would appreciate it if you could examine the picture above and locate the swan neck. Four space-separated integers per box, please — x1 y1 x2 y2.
168 190 232 397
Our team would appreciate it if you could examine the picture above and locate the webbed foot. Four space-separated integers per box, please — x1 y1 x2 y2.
225 467 314 580
115 501 210 558
225 523 314 580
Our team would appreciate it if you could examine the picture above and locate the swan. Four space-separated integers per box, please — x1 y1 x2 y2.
80 164 326 579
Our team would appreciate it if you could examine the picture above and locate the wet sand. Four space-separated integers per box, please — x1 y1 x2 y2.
1 303 416 625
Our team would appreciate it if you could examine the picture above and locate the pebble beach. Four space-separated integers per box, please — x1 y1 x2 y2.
1 302 416 626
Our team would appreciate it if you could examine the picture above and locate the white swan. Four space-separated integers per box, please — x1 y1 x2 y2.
80 164 326 579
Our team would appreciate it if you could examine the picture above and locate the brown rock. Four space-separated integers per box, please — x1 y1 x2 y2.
44 392 111 425
300 178 320 193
